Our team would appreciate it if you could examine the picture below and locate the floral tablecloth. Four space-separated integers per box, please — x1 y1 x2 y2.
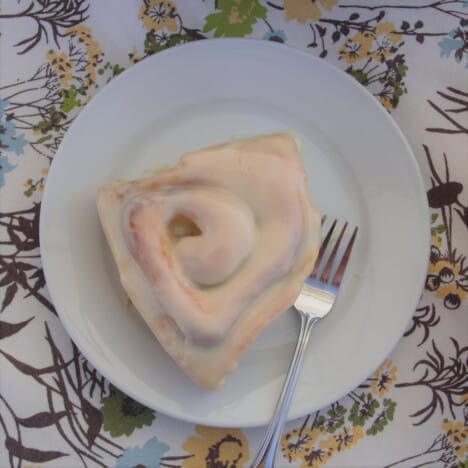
1 1 467 467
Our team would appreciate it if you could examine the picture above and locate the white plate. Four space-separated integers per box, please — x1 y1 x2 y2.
40 39 429 427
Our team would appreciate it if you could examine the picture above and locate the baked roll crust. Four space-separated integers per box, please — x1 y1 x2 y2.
97 133 321 389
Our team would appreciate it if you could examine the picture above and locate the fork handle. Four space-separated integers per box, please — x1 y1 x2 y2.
251 311 318 468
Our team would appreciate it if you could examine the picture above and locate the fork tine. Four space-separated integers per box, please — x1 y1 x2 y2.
331 226 358 287
310 219 337 279
320 221 348 284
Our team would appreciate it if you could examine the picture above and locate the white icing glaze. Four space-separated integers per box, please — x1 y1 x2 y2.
97 133 321 389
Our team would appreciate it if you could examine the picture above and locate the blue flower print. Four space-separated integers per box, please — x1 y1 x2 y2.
0 99 27 156
0 98 7 117
438 29 467 67
115 437 170 468
0 98 28 187
0 156 16 188
263 29 287 43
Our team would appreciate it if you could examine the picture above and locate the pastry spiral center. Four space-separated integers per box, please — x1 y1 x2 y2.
126 188 256 288
169 189 256 287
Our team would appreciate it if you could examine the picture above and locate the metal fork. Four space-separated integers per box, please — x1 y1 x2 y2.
251 219 358 468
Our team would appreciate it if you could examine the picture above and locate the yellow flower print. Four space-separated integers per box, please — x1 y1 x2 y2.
442 419 468 459
369 21 402 63
302 434 337 467
281 427 324 463
379 95 394 111
67 26 103 61
46 51 74 87
64 26 104 88
284 0 338 24
371 359 397 397
334 425 364 451
67 25 92 43
427 258 467 309
428 259 460 277
319 433 339 451
139 0 178 32
436 282 467 305
339 31 373 64
282 424 366 467
128 46 143 64
84 66 97 87
431 232 442 249
376 21 402 45
339 21 402 65
182 425 249 468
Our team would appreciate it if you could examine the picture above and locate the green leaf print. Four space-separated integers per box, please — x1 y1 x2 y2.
100 385 155 437
324 403 347 433
144 32 192 55
313 414 327 430
60 86 82 112
366 399 396 435
111 64 125 77
203 0 267 38
33 106 67 134
345 66 369 86
35 135 52 144
431 224 446 236
349 393 379 427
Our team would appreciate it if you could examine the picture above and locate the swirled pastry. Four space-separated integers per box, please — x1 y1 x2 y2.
97 133 321 389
